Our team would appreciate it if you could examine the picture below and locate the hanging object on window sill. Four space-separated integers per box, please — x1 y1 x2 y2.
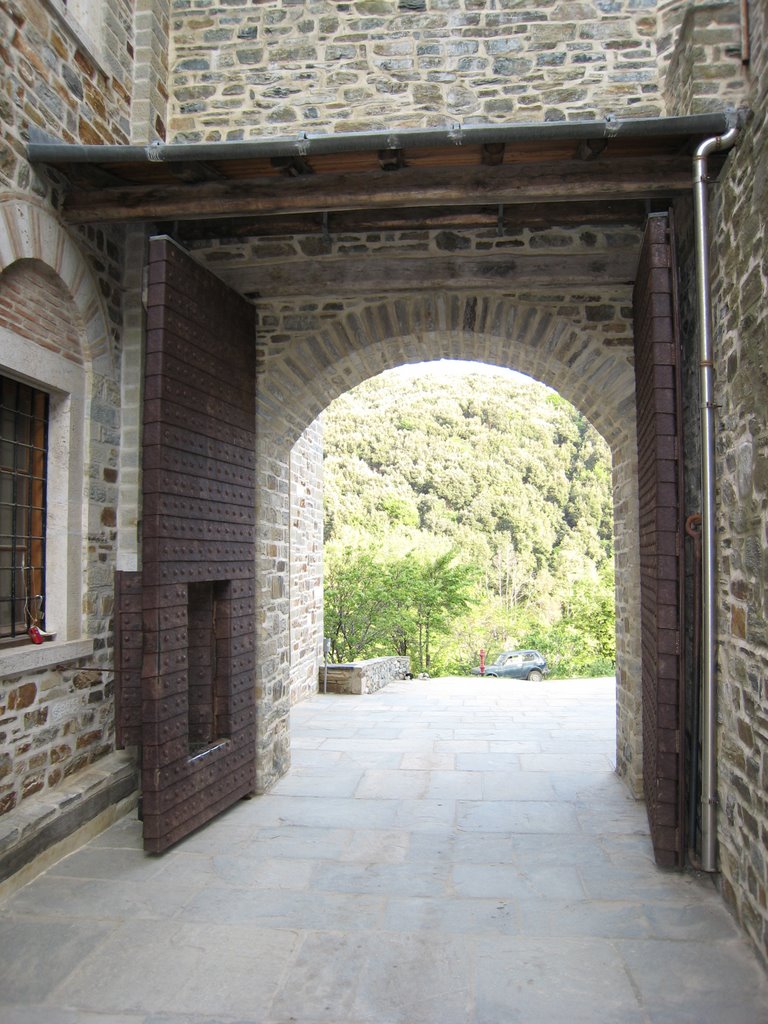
27 625 56 644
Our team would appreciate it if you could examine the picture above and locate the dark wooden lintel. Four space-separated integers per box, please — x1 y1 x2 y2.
167 161 228 183
160 199 651 243
378 148 406 171
270 155 314 177
60 156 692 225
220 250 640 300
482 143 506 166
578 139 608 161
61 163 131 189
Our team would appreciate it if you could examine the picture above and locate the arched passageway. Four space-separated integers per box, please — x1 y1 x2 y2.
252 290 643 802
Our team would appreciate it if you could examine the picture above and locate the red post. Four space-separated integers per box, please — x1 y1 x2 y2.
479 649 486 676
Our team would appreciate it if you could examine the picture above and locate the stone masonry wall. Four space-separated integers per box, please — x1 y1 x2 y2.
289 417 324 705
254 431 291 792
0 664 116 816
184 220 645 306
0 0 135 821
1 0 135 352
705 5 767 964
169 0 665 143
1 0 132 161
661 0 766 964
130 0 172 142
0 0 138 353
0 257 115 816
658 0 747 115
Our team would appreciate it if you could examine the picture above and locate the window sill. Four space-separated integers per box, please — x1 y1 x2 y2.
0 638 95 679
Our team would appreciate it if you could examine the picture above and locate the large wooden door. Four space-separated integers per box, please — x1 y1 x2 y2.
633 212 686 868
116 236 256 852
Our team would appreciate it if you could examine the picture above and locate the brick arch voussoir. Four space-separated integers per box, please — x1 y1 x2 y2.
0 196 113 377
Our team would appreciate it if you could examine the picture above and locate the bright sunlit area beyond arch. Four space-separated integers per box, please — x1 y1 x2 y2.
384 358 543 387
322 358 615 681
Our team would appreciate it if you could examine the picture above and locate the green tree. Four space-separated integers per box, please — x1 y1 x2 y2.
396 551 478 674
324 548 398 662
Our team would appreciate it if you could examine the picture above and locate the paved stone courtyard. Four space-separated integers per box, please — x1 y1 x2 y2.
1 677 766 1023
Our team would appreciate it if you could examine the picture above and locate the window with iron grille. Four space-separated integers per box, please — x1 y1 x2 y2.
0 375 48 643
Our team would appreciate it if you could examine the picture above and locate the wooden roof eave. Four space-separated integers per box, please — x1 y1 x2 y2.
26 112 740 227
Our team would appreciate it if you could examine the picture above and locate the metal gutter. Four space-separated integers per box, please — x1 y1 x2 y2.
27 112 739 165
692 124 740 873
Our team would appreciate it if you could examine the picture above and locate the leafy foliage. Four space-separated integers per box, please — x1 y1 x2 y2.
325 545 477 674
322 369 616 677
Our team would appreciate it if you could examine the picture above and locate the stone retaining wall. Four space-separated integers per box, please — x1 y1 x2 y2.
319 657 411 695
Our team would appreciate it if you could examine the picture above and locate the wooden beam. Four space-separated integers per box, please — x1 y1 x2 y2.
167 162 228 183
163 199 650 242
60 156 691 224
211 250 640 299
270 155 314 176
482 143 506 166
378 149 406 171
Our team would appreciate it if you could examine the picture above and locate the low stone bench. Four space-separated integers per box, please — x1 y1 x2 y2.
318 656 411 695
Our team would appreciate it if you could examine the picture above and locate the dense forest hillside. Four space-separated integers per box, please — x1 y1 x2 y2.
323 367 616 677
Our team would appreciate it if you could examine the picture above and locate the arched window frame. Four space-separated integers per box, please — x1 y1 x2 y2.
0 325 91 673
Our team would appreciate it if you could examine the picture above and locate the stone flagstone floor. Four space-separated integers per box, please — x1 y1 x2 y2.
1 677 767 1023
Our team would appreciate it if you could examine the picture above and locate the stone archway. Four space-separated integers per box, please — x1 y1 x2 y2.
253 290 643 800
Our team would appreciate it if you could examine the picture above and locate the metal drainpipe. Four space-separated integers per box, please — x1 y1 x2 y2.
692 125 739 873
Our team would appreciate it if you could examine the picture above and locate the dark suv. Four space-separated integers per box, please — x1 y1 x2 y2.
471 649 547 681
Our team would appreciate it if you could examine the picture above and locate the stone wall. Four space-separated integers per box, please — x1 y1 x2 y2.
320 656 411 695
662 0 766 963
254 431 292 792
0 208 119 819
1 0 132 160
705 4 767 963
130 0 172 141
184 220 645 306
0 665 114 815
658 0 747 114
289 418 324 705
0 0 133 826
168 0 665 143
